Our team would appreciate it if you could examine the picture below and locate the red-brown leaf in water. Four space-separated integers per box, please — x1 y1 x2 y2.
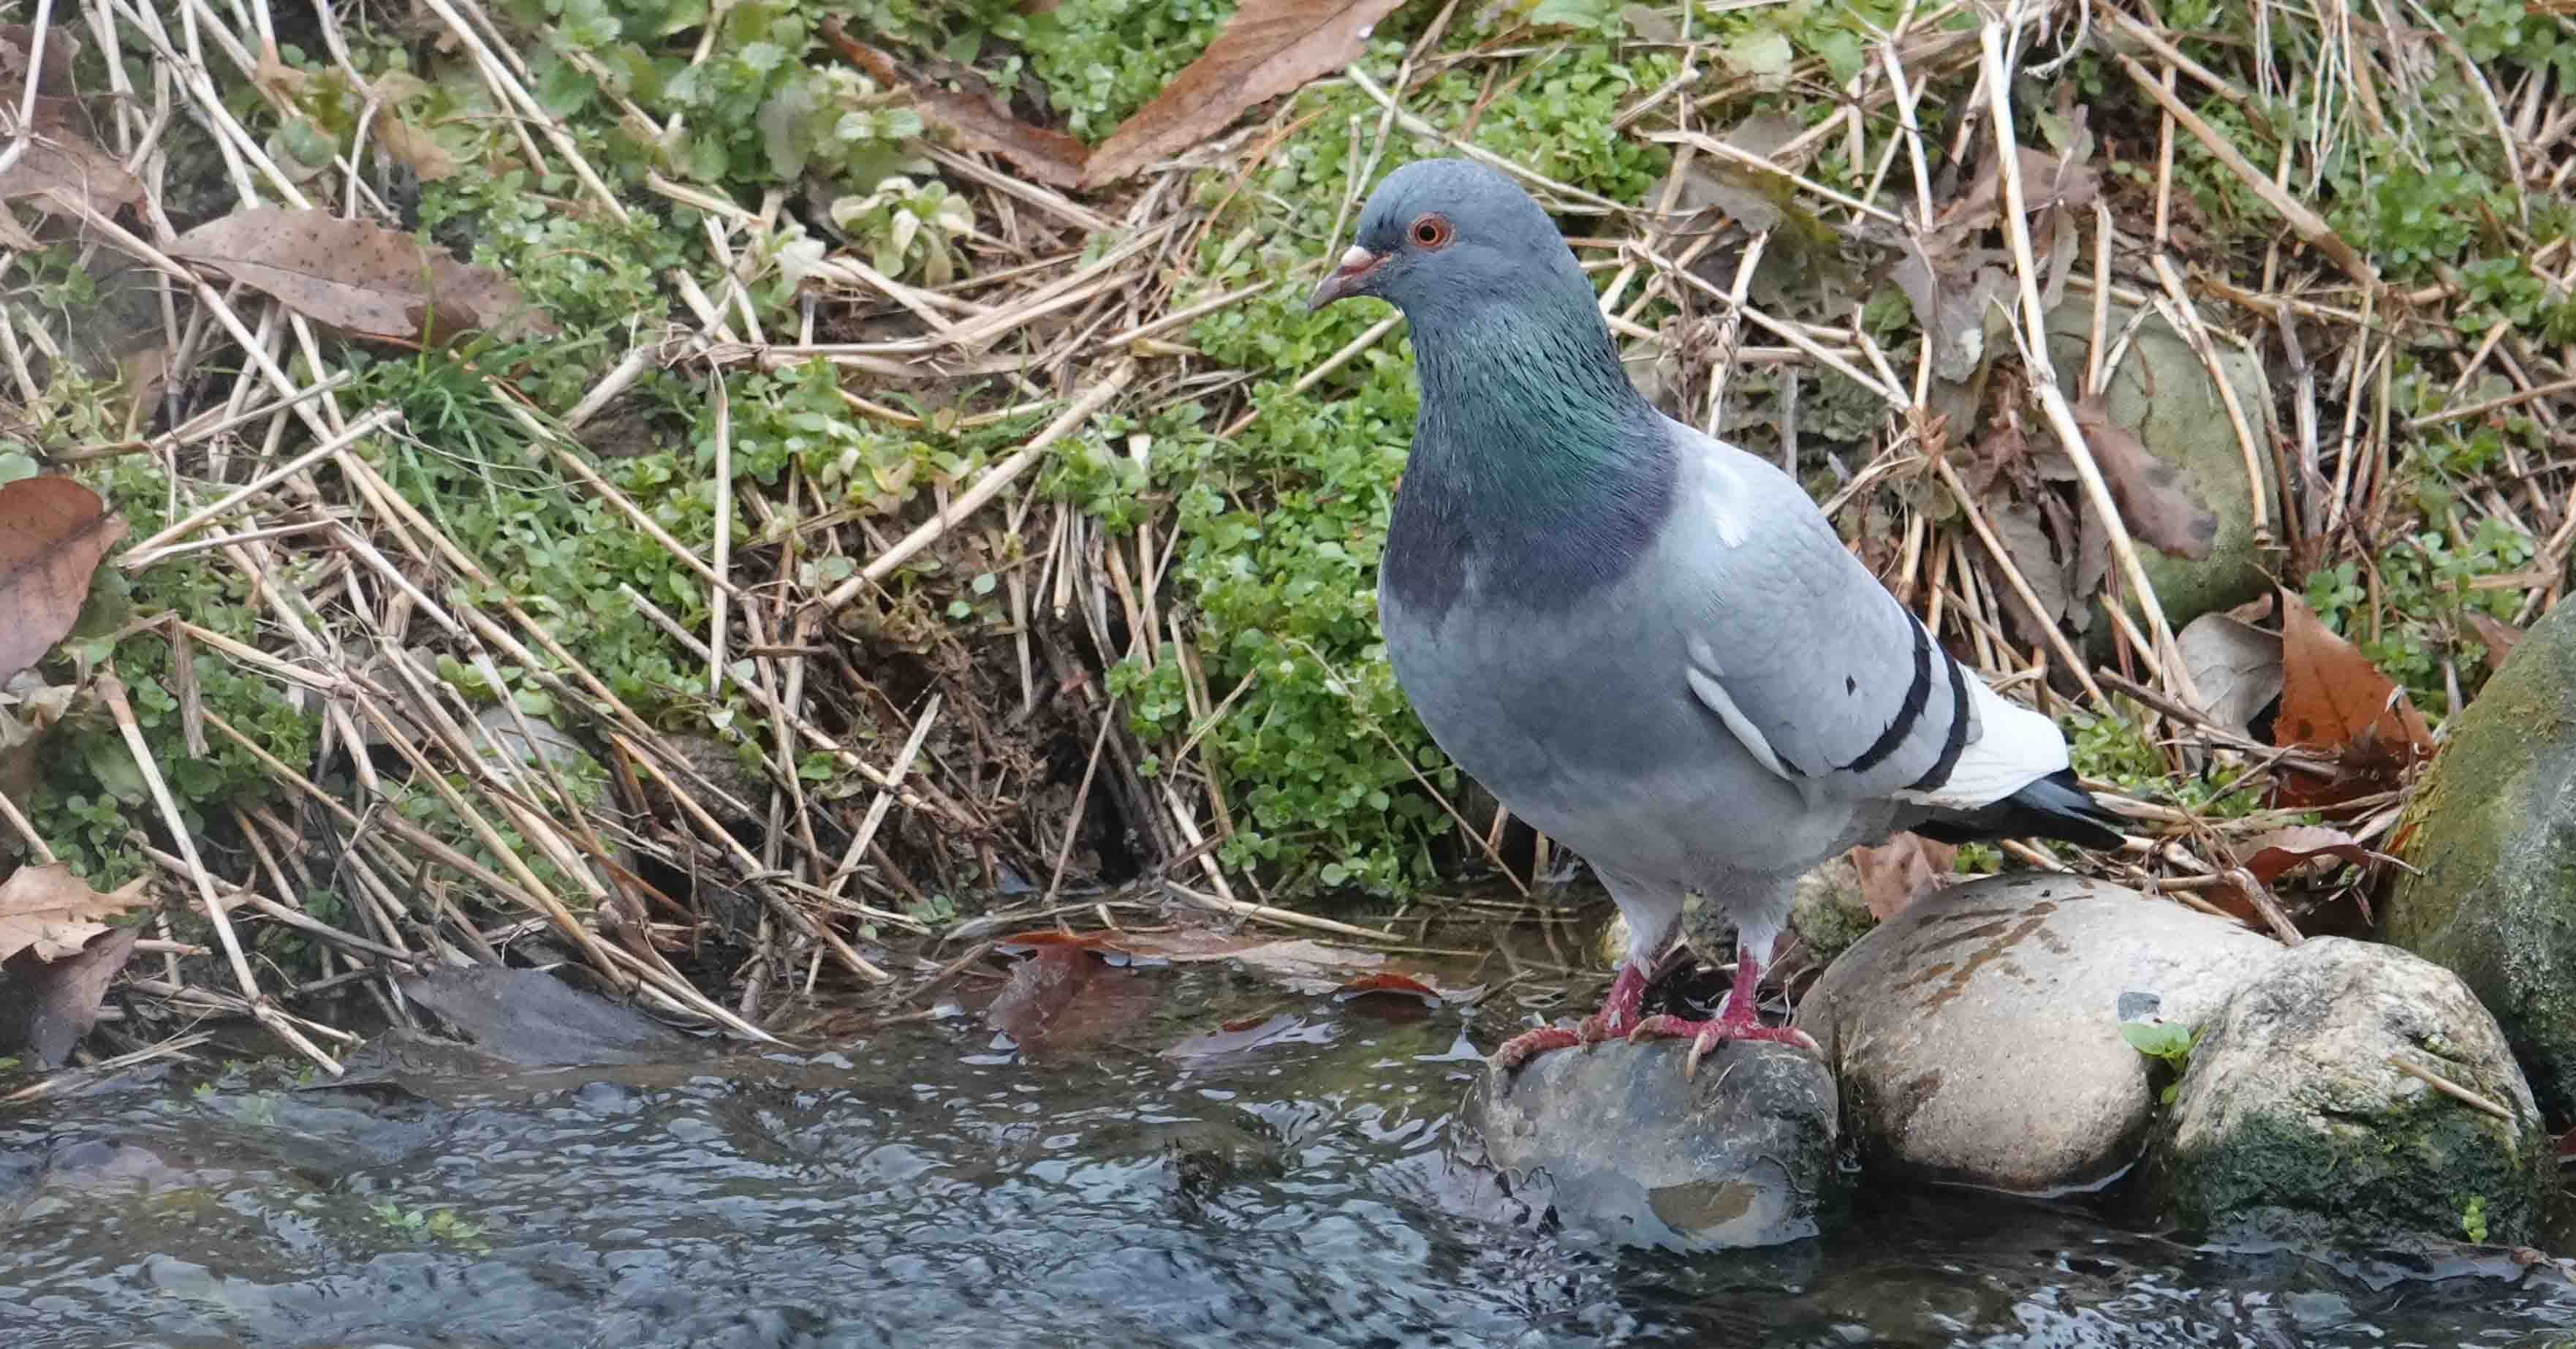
1331 971 1446 1013
990 926 1481 1002
819 19 1088 189
0 476 124 685
2269 592 2436 808
171 208 555 344
982 944 1151 1052
1080 0 1410 187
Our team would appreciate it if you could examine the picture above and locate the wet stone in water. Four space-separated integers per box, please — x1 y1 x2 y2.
1471 1038 1844 1250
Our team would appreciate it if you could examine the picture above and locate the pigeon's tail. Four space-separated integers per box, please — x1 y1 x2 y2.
1909 768 2127 850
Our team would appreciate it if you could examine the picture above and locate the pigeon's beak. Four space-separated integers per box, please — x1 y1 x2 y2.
1306 244 1384 311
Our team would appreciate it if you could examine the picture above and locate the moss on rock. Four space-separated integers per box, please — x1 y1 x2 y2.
2147 938 2550 1247
2384 597 2576 1125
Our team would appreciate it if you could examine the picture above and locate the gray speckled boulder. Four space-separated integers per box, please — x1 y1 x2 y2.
2146 937 2550 1247
2384 597 2576 1125
1797 874 2282 1192
1474 1038 1841 1250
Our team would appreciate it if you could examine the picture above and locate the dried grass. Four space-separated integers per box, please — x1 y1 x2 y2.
8 0 2572 1067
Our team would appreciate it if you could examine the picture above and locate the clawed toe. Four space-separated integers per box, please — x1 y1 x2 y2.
1625 1012 1822 1077
1490 1025 1583 1072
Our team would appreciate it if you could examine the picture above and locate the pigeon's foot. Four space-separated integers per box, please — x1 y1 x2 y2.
1490 1024 1588 1072
1625 1013 1822 1078
1623 948 1818 1078
1490 961 1653 1073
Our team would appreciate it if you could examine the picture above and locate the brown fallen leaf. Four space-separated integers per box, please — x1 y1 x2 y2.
2072 393 2216 560
1849 834 1955 921
0 23 88 132
0 863 150 964
983 943 1153 1053
1930 145 2100 251
819 19 1087 190
2234 825 2397 888
0 128 145 216
2270 591 2436 809
0 476 125 685
1080 0 1409 187
170 207 556 344
0 923 139 1068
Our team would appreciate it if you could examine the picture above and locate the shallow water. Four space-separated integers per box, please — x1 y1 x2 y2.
2 958 2572 1348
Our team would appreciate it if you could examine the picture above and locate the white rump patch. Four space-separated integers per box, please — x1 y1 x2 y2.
1892 674 2069 809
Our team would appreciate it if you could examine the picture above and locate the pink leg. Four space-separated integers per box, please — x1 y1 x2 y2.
1626 947 1820 1078
1491 961 1651 1071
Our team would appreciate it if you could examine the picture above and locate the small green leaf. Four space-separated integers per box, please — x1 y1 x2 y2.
2119 1019 2195 1061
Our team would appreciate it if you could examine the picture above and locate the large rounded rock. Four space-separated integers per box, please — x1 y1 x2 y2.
2147 937 2550 1247
2384 597 2576 1125
1474 1039 1841 1249
1798 874 2282 1192
2045 298 2276 635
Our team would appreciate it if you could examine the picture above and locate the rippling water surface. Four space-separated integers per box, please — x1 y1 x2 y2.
1 959 2569 1348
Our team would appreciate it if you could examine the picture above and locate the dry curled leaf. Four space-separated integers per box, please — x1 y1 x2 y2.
376 115 461 182
2235 825 2393 887
2270 592 2435 808
0 129 145 216
0 23 86 132
1080 0 1409 187
1851 834 1955 921
0 863 148 964
2072 393 2217 560
820 19 1087 189
2176 608 2284 738
172 207 556 344
0 476 124 686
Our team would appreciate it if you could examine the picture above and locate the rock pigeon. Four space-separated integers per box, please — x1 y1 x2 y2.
1309 159 2126 1076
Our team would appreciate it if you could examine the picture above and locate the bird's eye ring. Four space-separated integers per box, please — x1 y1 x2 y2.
1410 214 1452 249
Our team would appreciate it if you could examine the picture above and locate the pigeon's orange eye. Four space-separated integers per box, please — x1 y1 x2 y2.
1410 214 1452 249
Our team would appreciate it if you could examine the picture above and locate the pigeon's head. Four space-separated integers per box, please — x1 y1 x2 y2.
1306 159 1589 320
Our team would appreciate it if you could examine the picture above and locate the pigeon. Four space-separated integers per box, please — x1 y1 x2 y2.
1309 159 2125 1076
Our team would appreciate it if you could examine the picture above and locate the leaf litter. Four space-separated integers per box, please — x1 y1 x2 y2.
827 0 1408 190
171 208 556 344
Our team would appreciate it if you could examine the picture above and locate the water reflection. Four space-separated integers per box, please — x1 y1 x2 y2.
0 963 2567 1348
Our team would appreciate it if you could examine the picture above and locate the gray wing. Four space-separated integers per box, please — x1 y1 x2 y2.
1658 420 1990 804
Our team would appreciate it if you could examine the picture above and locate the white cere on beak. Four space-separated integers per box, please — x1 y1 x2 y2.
1340 243 1376 271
